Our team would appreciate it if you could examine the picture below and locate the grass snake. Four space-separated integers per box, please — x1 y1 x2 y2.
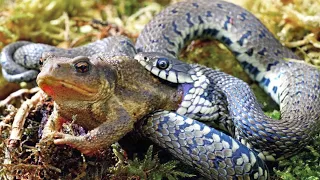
1 0 320 179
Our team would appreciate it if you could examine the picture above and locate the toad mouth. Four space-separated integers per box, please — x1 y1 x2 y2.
37 77 98 97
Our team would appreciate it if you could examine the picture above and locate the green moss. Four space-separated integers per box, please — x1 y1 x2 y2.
275 135 320 179
110 144 195 179
0 0 96 47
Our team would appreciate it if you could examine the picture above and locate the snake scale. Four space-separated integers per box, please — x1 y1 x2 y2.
1 0 320 179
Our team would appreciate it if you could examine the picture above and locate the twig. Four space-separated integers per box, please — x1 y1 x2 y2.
0 87 40 107
0 105 16 134
8 90 46 148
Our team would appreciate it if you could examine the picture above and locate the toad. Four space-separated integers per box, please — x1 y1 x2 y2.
37 54 182 154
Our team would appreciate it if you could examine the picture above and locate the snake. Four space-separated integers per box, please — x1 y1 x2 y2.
1 0 320 179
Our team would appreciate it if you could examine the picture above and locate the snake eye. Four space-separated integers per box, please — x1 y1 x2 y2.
156 58 169 69
74 61 90 73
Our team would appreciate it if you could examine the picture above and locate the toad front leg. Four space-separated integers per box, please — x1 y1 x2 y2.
42 103 65 137
42 101 135 155
42 98 135 154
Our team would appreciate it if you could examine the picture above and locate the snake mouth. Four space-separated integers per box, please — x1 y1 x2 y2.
37 76 98 98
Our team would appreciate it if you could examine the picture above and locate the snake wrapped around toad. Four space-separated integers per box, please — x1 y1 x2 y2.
1 0 320 179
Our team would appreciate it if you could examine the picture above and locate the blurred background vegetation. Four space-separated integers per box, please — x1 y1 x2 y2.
0 0 319 179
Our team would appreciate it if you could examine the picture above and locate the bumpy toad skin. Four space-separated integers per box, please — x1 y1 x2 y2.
36 54 182 154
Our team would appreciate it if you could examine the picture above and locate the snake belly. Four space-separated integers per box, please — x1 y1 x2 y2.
135 0 320 178
0 36 136 82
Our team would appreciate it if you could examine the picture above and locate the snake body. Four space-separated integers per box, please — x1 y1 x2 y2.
135 0 320 160
1 0 320 179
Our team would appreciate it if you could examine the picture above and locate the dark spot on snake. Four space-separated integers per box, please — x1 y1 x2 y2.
184 34 191 44
158 23 165 28
311 94 317 100
120 40 136 53
177 41 182 50
238 12 247 21
171 9 178 13
23 55 27 65
259 31 266 39
237 31 252 46
261 77 270 87
186 13 194 27
266 61 279 71
221 36 232 46
295 81 305 85
274 49 282 56
223 16 231 30
203 28 219 36
136 47 143 53
198 16 204 24
172 21 182 36
206 11 212 17
241 61 259 77
151 39 159 43
162 34 175 46
258 48 267 56
295 91 302 96
245 48 254 56
192 2 199 8
250 66 260 77
194 30 199 37
232 50 241 57
295 74 304 78
280 92 289 103
240 61 250 69
165 48 176 57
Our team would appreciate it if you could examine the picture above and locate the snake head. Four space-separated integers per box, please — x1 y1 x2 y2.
134 52 194 83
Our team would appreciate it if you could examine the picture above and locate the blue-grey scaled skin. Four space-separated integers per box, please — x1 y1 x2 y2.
1 0 320 179
135 0 320 161
134 0 320 179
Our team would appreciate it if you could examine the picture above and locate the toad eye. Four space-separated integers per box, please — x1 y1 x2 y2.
74 61 90 73
156 58 169 69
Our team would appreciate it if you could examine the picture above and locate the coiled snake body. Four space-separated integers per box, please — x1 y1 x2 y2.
1 0 320 179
